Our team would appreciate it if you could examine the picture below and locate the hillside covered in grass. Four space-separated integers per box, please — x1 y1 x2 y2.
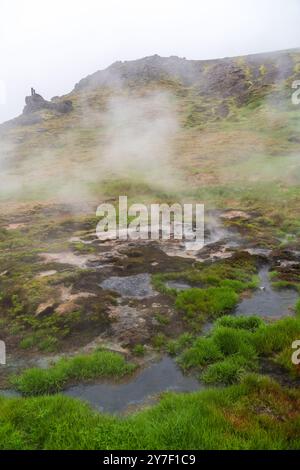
1 49 300 229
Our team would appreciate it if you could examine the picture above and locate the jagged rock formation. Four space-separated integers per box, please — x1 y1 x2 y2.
23 92 73 115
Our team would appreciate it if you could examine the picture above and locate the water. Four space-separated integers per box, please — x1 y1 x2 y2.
100 273 158 299
64 356 200 414
165 280 192 291
0 390 21 398
236 266 298 318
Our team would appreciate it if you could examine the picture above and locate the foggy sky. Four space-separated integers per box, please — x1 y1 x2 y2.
0 0 300 123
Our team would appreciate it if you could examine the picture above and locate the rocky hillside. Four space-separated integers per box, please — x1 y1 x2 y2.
2 49 300 129
75 50 300 104
0 49 300 220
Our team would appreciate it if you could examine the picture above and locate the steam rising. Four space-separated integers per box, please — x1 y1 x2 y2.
0 90 181 203
1 51 300 208
102 92 178 176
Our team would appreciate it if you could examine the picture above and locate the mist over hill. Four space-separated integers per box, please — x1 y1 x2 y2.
0 49 300 208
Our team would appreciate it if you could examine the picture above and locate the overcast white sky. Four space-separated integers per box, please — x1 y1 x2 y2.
0 0 300 123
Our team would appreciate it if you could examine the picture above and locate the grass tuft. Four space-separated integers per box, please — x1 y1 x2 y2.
11 349 136 396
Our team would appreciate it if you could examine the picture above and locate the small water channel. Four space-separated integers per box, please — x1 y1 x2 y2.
74 266 297 414
236 266 298 318
64 356 200 414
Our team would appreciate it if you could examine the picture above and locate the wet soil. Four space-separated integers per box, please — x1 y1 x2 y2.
1 205 299 408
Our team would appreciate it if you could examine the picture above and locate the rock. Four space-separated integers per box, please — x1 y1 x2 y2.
35 302 55 317
23 92 73 115
220 210 251 220
55 302 77 315
36 270 57 278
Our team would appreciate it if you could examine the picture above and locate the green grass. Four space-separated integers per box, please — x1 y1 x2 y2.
153 253 259 295
296 300 300 317
202 355 252 385
271 280 300 291
11 349 136 396
179 311 300 384
214 315 263 331
179 337 224 369
152 333 167 350
152 255 260 334
0 375 300 449
154 312 170 325
175 286 238 323
167 333 194 356
152 254 260 329
132 344 146 357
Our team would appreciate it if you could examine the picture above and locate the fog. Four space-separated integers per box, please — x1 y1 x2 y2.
0 90 182 202
1 0 300 123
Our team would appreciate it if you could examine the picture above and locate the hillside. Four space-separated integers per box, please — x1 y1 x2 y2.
0 49 300 222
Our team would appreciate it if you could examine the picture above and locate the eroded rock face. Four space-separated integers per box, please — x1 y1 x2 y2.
23 93 73 115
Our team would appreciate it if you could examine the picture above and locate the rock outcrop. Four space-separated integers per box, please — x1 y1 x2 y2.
23 92 73 115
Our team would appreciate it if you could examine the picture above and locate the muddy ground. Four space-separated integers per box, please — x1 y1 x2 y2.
0 204 299 390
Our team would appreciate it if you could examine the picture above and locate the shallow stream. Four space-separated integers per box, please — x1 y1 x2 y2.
64 356 200 414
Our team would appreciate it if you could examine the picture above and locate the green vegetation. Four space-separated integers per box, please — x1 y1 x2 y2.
152 333 167 350
175 286 238 323
132 344 146 357
0 375 299 449
179 313 300 384
153 253 259 294
296 299 300 317
202 355 251 384
0 213 117 352
167 333 194 356
154 312 170 325
11 350 136 396
153 254 258 330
